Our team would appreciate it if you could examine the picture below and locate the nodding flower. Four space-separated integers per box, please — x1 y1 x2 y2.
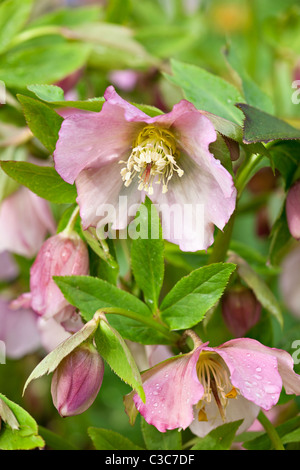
54 86 236 252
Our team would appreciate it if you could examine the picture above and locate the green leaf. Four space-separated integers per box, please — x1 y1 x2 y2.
88 427 144 451
27 84 65 103
28 84 105 112
28 5 102 28
165 59 245 125
38 426 77 450
160 263 236 330
191 420 243 450
17 94 63 153
141 418 181 450
95 319 145 401
0 146 27 203
0 394 44 450
23 313 101 394
224 44 274 115
131 199 164 312
0 161 77 204
237 103 300 143
269 140 300 190
0 43 90 88
54 275 171 344
0 0 33 53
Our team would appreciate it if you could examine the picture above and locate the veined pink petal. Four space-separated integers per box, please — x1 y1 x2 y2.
54 92 144 185
75 160 143 230
133 348 204 432
211 339 284 410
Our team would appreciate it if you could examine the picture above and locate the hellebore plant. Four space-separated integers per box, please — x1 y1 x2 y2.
54 86 236 251
125 332 300 437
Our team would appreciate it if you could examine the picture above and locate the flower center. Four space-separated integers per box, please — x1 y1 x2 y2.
195 352 238 422
120 125 184 195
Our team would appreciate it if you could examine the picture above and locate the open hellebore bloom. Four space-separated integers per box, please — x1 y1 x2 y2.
51 343 104 417
54 86 236 251
0 186 56 258
127 337 300 436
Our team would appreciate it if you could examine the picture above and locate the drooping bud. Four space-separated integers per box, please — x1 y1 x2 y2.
221 286 261 337
51 343 104 417
30 231 89 319
286 180 300 240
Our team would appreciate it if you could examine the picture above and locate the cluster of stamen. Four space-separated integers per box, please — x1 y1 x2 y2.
120 125 184 195
195 352 238 422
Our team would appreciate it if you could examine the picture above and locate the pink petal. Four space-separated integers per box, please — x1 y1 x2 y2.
0 187 56 258
0 251 19 281
212 339 284 410
54 89 145 185
133 348 204 432
75 160 143 230
37 317 71 353
219 338 300 396
0 297 41 359
30 233 89 318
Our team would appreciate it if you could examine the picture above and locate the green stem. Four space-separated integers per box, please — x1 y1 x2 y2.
208 212 236 264
103 307 179 344
63 206 80 235
235 153 265 197
257 410 285 450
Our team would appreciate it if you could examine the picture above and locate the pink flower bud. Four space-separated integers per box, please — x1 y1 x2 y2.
30 232 89 318
221 286 261 337
286 180 300 240
51 343 104 417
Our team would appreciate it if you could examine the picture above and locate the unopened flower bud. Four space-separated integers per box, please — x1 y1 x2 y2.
51 343 104 417
221 286 261 337
286 180 300 240
30 231 89 318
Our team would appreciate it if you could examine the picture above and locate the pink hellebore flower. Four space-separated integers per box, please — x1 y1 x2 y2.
54 86 236 251
0 297 41 359
51 343 104 417
0 186 56 258
128 338 300 436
